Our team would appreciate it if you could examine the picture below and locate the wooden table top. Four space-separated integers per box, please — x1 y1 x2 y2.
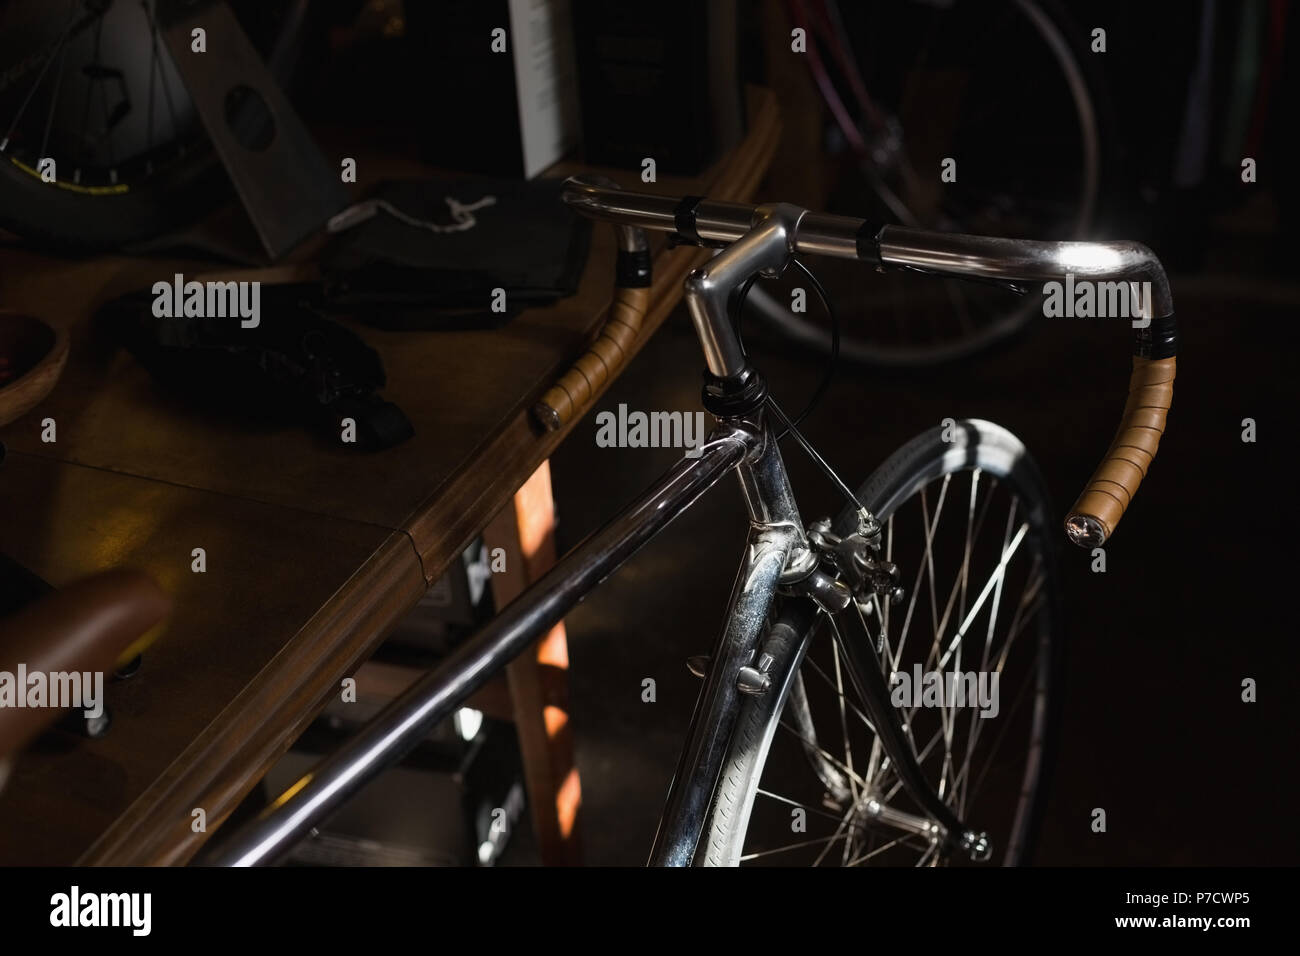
0 88 780 864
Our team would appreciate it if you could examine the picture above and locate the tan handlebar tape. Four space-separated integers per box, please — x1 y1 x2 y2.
533 286 651 431
1065 355 1175 546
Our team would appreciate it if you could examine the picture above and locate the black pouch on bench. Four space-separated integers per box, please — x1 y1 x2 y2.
320 176 591 331
103 284 413 451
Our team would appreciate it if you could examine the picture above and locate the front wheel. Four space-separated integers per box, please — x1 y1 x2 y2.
699 419 1063 866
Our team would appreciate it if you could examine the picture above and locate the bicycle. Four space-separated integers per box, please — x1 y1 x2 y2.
200 175 1177 867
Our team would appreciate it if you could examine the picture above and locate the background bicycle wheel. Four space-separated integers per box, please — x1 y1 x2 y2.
0 0 311 248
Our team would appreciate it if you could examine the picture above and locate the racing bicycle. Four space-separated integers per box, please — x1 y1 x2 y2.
200 176 1177 867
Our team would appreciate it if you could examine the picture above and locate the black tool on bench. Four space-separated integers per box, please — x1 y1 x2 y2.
103 284 413 451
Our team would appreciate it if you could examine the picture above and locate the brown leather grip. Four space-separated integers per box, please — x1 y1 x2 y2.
533 286 651 430
1065 355 1175 547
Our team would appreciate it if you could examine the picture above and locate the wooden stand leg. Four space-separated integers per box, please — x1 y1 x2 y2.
482 460 582 865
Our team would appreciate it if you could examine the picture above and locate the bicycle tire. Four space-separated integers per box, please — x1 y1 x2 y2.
0 152 227 249
699 418 1064 866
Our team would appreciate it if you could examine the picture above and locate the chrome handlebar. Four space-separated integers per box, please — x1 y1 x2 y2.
562 176 1174 319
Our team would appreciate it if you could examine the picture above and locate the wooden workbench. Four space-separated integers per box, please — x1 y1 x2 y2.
0 89 779 865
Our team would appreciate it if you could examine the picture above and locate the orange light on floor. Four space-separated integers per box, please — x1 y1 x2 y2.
543 704 568 739
514 462 557 566
538 623 569 669
555 767 582 838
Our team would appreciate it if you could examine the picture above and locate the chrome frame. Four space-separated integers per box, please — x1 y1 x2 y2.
649 415 811 865
203 178 1173 868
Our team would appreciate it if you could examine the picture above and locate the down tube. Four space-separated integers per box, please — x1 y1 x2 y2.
648 521 799 866
199 425 755 867
649 425 808 866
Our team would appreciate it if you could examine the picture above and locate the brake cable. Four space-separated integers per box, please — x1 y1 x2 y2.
731 255 863 513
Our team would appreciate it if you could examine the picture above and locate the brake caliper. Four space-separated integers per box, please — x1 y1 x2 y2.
807 509 904 608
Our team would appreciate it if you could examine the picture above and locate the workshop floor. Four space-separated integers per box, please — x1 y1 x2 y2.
546 252 1298 865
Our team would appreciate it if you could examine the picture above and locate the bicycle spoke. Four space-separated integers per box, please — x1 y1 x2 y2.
991 575 1045 677
937 520 1028 671
954 580 1045 813
961 655 1039 811
844 833 920 866
813 787 880 866
147 0 180 142
880 719 948 805
944 494 1021 801
922 480 947 655
829 612 920 760
914 471 1000 676
144 0 158 158
777 718 872 793
76 13 107 168
1 1 80 152
739 832 851 863
753 788 873 836
960 469 979 619
831 635 859 804
961 578 1045 795
37 1 78 161
799 650 877 736
895 478 950 668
